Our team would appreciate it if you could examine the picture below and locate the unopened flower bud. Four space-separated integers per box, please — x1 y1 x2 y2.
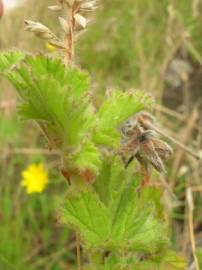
48 5 63 11
74 13 87 28
36 32 55 40
59 17 69 34
24 20 50 33
48 39 67 50
80 1 97 9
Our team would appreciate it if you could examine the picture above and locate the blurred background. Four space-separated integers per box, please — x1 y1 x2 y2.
0 0 202 269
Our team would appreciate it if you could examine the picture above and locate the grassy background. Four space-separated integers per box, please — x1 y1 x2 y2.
0 0 202 269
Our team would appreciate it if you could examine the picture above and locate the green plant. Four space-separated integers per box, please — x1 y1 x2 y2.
0 0 186 269
197 249 202 269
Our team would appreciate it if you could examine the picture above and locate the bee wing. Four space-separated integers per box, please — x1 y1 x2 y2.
120 139 140 167
141 140 165 173
152 138 173 160
120 138 140 156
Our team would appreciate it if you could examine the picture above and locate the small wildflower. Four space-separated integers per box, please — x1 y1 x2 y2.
21 163 48 194
46 42 57 52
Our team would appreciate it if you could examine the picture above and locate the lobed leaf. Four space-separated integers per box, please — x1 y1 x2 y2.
70 140 102 174
24 55 90 100
93 160 169 253
160 251 187 270
94 89 153 147
93 157 126 206
0 52 101 173
109 184 169 253
0 51 24 73
61 191 110 249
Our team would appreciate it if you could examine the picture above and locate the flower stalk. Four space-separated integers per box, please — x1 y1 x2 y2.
65 2 75 64
24 0 97 65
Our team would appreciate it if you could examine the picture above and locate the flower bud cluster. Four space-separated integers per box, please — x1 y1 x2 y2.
24 0 97 54
24 20 66 49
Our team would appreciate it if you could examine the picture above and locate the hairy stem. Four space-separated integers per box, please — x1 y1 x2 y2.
66 5 75 64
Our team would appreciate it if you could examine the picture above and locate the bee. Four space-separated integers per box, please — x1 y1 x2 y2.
120 111 173 185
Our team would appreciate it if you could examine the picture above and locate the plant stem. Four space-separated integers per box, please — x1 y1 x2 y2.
76 232 82 270
186 188 200 270
66 5 75 64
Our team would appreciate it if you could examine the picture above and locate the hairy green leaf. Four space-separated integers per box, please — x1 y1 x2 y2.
93 157 126 205
70 140 102 174
160 251 187 270
24 55 90 100
0 52 101 173
61 191 110 248
109 185 169 252
94 89 153 147
0 51 24 73
92 161 169 253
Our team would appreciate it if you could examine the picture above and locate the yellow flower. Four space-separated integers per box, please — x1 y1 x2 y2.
45 42 56 52
21 163 48 194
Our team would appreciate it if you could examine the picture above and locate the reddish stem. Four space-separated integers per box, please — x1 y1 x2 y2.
141 164 150 186
65 3 78 64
